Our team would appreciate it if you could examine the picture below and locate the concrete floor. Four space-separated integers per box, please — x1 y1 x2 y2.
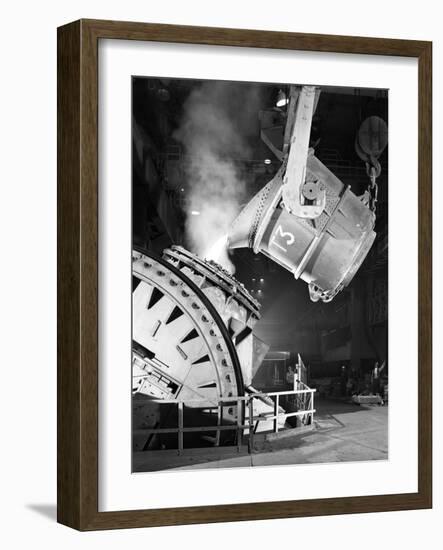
132 398 388 472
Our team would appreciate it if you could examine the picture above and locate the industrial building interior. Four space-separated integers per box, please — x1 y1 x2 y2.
132 76 388 471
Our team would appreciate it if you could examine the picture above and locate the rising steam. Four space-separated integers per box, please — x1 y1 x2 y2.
174 82 259 272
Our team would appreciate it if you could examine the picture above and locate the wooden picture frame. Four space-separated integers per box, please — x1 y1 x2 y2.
57 18 432 530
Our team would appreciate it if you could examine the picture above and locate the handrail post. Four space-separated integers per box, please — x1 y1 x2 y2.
236 399 242 453
178 401 184 455
217 403 222 447
274 394 279 433
311 390 315 425
248 396 254 454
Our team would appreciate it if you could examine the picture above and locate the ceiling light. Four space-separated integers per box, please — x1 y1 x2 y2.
191 210 200 216
276 89 289 107
264 159 272 165
157 88 170 101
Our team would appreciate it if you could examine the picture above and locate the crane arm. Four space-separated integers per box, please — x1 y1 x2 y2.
281 85 325 219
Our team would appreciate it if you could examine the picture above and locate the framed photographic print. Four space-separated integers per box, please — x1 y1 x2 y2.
57 19 432 530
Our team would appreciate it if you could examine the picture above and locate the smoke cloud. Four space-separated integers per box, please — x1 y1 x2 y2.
174 82 259 272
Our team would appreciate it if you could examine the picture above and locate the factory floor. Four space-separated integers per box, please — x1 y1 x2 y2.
132 398 388 472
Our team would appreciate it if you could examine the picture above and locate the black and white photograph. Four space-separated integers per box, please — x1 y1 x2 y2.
0 0 438 539
131 77 389 472
1 0 436 542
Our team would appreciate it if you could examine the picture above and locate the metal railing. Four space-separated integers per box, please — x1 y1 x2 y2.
135 386 316 455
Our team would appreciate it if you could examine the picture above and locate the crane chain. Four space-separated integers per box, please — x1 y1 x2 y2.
365 156 381 215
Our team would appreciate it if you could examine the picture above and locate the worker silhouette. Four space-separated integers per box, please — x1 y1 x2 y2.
371 360 386 402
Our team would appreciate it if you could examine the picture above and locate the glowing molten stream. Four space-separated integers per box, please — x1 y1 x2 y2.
203 234 234 273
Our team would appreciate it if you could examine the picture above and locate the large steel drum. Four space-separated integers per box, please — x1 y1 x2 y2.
132 246 268 452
